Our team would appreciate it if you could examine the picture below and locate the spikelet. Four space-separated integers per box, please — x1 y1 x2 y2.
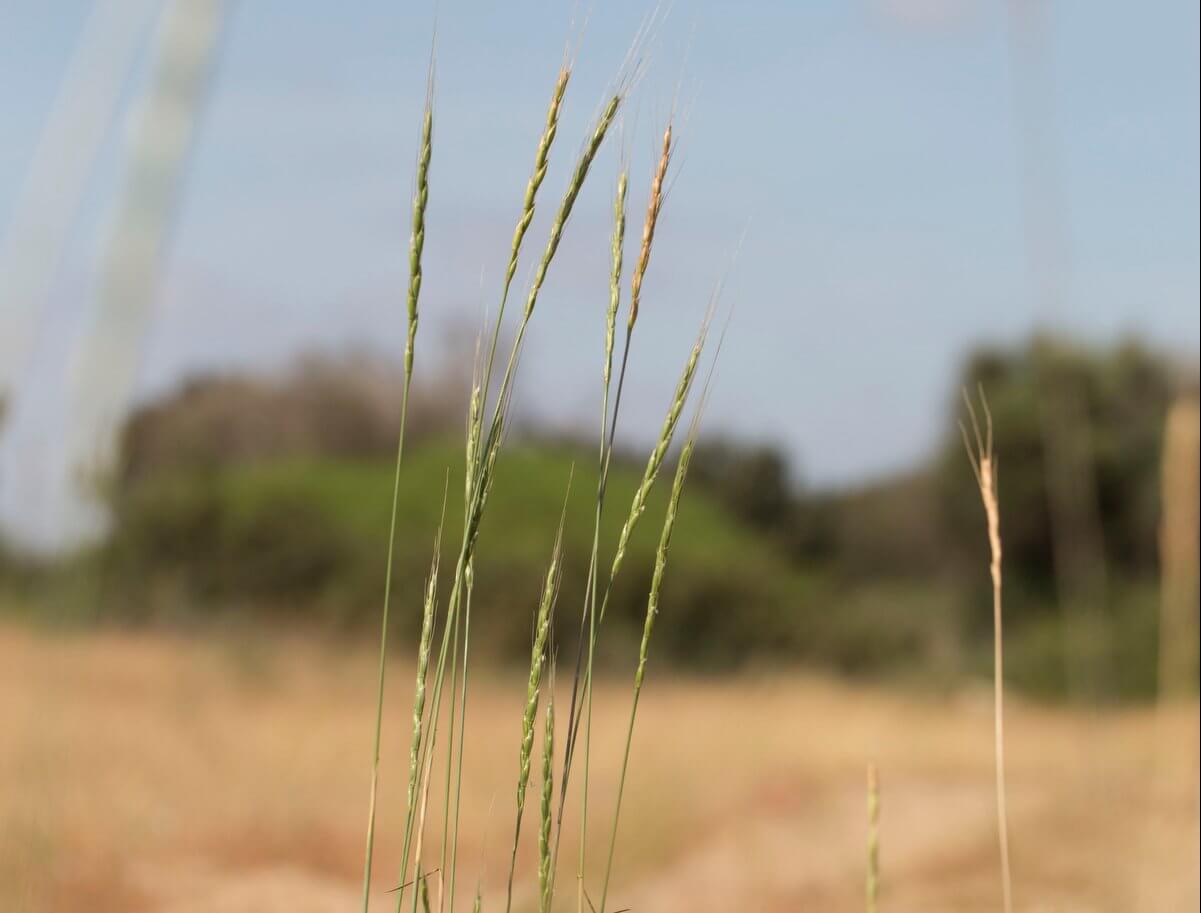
524 94 623 320
605 173 629 393
538 694 555 912
405 101 433 379
628 123 672 331
607 323 705 596
505 69 571 295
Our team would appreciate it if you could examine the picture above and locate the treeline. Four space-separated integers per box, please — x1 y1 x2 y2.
702 336 1189 591
5 336 1196 697
693 336 1198 695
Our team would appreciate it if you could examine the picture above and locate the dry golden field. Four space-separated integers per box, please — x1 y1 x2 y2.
2 622 1197 913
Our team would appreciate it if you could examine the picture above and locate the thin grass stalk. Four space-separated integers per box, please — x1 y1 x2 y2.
586 118 671 504
867 762 880 913
568 139 675 867
361 89 432 913
504 503 568 913
396 542 478 913
598 433 697 913
409 645 461 913
436 579 463 913
435 417 481 911
445 557 473 913
393 511 445 908
442 388 480 913
409 640 454 913
961 388 1014 913
567 170 627 913
404 604 467 913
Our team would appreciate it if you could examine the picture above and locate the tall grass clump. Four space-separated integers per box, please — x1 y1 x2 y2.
962 388 1014 913
565 167 626 899
551 119 715 913
357 30 723 913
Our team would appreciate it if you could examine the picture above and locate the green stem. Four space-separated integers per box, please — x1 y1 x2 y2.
363 80 431 911
598 440 696 913
447 563 474 913
360 366 412 912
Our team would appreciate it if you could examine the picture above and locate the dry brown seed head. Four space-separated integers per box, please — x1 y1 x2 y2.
629 122 673 331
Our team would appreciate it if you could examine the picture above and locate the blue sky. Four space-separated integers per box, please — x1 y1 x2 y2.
1 0 1198 496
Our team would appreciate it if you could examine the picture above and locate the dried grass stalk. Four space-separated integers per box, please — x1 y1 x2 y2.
628 123 672 331
962 387 1014 913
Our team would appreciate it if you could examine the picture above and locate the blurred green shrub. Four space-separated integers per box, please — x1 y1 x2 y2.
99 443 829 670
8 334 1190 697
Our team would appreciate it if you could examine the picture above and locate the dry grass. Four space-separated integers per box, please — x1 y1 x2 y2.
3 622 1197 913
962 390 1013 913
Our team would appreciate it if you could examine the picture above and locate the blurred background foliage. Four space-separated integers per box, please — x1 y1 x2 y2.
2 334 1197 700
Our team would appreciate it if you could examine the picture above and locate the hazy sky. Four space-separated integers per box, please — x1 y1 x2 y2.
1 0 1198 499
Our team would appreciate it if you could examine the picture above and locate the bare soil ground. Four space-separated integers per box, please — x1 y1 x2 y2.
2 623 1197 912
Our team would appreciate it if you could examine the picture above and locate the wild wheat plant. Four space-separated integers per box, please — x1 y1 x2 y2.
962 388 1014 913
359 48 717 913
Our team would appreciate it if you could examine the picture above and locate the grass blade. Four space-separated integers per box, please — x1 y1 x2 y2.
362 82 433 913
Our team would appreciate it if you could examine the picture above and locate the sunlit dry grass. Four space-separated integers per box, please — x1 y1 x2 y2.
2 622 1197 913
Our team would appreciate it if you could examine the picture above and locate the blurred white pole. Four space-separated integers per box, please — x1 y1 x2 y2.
1003 0 1110 699
0 0 159 427
60 0 229 546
